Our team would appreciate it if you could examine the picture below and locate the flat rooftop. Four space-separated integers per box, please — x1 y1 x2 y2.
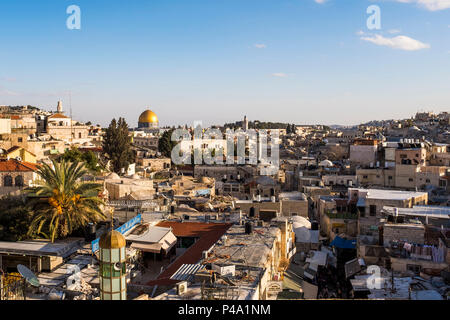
350 188 427 201
0 238 82 258
207 224 280 268
383 206 450 219
279 192 307 201
234 197 275 204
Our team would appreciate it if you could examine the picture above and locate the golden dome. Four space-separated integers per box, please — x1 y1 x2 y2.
99 230 126 249
138 110 158 124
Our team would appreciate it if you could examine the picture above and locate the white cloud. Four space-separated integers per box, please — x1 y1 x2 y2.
361 34 430 51
271 73 288 78
314 0 327 3
395 0 450 11
356 30 365 36
388 29 402 34
0 86 18 96
254 43 267 49
0 77 17 82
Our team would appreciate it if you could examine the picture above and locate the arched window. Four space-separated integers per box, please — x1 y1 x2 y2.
3 175 13 187
15 175 24 187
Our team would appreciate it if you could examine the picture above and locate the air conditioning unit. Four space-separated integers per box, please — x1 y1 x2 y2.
176 281 188 296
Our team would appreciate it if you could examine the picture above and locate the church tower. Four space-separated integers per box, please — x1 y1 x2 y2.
57 101 63 113
243 115 249 131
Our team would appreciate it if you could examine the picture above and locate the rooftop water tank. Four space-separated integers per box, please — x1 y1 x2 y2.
245 222 253 234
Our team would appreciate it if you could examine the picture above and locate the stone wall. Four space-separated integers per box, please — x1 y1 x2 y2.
280 200 308 218
383 223 425 246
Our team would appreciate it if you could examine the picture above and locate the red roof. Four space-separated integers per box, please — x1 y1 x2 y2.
0 159 39 172
48 113 69 119
146 221 232 286
79 147 103 152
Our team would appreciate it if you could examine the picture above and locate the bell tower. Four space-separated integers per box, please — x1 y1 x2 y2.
57 101 63 113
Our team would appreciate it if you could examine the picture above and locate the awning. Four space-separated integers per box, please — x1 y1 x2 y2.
356 198 365 207
130 242 162 253
130 232 177 254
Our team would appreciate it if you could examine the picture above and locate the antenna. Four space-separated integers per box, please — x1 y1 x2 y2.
110 207 115 231
70 91 73 143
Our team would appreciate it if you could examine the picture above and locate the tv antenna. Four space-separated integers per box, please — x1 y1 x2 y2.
69 91 73 143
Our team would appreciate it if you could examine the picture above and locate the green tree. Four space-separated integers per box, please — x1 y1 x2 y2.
82 150 101 172
0 197 34 241
27 160 106 242
102 118 135 174
61 147 83 162
60 148 101 172
158 129 176 158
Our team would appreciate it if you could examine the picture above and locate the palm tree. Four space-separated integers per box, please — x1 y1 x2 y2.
27 160 107 242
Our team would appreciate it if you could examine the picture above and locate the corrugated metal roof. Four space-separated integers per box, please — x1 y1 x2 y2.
146 222 231 287
170 264 205 281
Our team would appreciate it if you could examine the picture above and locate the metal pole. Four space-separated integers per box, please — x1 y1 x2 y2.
0 272 3 301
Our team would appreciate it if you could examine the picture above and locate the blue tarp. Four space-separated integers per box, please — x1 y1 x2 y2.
330 236 356 249
91 214 142 253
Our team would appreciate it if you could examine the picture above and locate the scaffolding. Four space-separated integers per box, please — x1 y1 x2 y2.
201 282 241 300
0 273 26 300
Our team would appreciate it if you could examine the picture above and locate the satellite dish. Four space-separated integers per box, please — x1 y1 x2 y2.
17 264 40 287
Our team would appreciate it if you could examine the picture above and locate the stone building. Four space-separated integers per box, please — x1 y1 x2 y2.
349 139 380 166
349 188 428 240
0 159 39 197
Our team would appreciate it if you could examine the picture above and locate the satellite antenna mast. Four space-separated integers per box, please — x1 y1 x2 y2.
70 91 73 143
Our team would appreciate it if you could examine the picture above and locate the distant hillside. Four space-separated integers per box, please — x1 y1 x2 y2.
223 121 295 130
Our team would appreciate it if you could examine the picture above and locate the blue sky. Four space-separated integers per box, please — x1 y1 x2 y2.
0 0 449 127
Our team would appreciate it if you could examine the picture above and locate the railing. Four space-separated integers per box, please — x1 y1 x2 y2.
108 200 159 209
325 211 358 220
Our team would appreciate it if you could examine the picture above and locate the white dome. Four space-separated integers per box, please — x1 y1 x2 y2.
291 216 311 229
319 160 333 167
106 172 120 180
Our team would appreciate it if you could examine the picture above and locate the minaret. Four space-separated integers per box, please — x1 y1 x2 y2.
243 115 249 131
57 101 63 113
99 209 127 300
